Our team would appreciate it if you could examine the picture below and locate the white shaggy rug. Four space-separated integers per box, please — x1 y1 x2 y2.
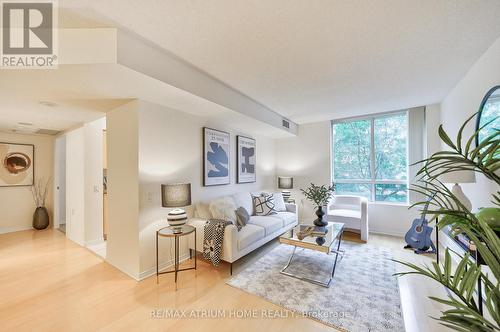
226 242 405 331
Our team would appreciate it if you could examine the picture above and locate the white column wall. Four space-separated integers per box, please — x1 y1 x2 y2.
65 127 85 245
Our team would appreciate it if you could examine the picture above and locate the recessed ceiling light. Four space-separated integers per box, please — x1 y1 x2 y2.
39 100 58 107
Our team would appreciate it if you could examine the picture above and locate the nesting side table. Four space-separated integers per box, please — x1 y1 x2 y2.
156 225 196 285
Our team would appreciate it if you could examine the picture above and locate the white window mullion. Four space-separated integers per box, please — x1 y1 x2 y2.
370 118 376 201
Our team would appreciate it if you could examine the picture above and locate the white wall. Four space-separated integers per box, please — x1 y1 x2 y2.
0 132 54 233
441 36 500 210
137 100 276 276
275 120 332 220
65 128 85 245
106 101 141 279
84 117 106 244
275 107 441 236
102 99 276 279
425 104 442 156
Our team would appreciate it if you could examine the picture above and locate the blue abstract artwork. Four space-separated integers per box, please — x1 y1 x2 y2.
204 128 230 186
207 142 229 177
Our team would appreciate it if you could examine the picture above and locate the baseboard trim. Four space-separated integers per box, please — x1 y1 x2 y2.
104 259 141 281
101 251 192 282
369 230 405 237
85 237 105 247
138 253 191 281
0 226 33 234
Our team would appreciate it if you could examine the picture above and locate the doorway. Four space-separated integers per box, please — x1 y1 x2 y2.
54 135 66 233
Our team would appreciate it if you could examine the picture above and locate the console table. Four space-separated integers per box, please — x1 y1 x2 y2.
436 224 485 315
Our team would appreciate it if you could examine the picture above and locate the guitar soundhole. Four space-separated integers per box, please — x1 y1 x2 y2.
415 226 422 233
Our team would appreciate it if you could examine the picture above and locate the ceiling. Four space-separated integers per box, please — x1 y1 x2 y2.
1 1 500 136
0 64 293 137
58 0 500 123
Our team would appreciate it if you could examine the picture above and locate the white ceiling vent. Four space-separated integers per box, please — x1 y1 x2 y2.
36 129 61 136
282 119 290 129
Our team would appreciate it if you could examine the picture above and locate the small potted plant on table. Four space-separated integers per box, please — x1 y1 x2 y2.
301 183 335 227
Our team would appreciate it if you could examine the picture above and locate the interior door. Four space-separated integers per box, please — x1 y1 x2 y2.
53 135 66 229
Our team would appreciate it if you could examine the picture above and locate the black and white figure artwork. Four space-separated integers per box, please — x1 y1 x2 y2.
203 127 230 186
237 135 256 183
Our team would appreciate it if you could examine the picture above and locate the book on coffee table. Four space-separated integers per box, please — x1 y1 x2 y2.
296 225 328 240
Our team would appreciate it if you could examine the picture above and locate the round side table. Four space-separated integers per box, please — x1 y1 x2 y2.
156 225 196 285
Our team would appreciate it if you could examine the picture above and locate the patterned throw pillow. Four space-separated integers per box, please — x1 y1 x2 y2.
234 206 250 231
252 194 277 216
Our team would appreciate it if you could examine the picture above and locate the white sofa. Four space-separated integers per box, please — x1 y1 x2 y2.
326 195 368 242
188 192 298 273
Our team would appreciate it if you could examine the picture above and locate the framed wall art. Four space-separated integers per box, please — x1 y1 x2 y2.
0 142 34 187
203 127 230 186
237 135 256 184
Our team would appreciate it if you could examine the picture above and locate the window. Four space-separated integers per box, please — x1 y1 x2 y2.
332 112 408 203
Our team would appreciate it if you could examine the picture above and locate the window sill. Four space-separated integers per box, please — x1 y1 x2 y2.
368 201 411 208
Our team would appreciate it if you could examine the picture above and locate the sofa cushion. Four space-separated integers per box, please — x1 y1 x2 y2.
247 216 282 236
232 192 254 215
209 196 237 223
328 209 361 227
274 212 296 226
237 224 265 250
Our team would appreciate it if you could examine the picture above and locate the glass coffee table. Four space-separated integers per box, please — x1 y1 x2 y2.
279 222 344 287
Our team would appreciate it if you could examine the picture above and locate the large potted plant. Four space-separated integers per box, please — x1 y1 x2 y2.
395 112 499 331
301 183 335 226
31 178 51 230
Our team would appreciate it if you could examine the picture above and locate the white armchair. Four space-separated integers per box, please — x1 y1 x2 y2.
326 195 368 242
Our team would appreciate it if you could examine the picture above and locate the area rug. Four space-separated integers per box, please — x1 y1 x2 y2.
226 242 405 331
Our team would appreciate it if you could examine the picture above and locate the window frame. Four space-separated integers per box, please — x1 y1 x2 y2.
331 110 409 203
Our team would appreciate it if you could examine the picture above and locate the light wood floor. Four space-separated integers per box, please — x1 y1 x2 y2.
0 229 450 332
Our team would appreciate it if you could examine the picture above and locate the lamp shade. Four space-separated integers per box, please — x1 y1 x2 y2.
440 170 476 184
161 183 191 207
278 176 293 189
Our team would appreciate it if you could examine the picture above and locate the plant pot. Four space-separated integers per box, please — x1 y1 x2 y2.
313 206 328 227
33 207 49 230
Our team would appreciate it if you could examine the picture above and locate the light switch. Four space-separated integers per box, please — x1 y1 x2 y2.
146 192 154 203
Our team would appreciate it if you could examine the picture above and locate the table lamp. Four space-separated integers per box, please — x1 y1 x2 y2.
278 176 293 202
161 183 191 233
440 170 476 210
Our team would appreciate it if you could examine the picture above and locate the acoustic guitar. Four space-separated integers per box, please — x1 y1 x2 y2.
404 198 436 254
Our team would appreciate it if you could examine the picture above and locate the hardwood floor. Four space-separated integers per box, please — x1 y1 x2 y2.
0 229 450 332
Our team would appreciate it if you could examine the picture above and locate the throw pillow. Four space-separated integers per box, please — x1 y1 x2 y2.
273 192 287 212
209 197 237 223
234 206 250 231
252 194 277 216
